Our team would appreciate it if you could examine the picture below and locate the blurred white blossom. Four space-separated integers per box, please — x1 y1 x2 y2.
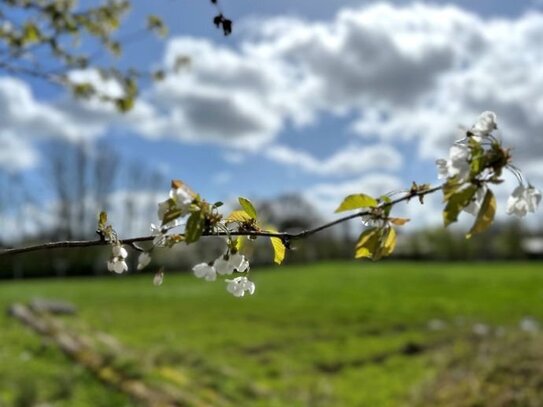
226 276 255 297
193 263 216 281
107 244 128 274
470 111 497 142
213 252 250 275
435 144 470 181
506 185 541 217
137 252 151 270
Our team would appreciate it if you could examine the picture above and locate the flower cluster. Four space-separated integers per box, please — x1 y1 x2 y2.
107 243 128 274
156 182 195 231
192 246 255 297
436 111 540 236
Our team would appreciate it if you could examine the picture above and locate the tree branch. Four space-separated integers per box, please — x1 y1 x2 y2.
0 185 442 257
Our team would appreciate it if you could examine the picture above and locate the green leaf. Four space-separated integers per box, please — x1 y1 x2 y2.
442 178 461 201
234 237 245 252
185 211 205 244
379 227 397 258
389 217 410 226
115 96 134 112
379 195 393 217
443 184 478 227
270 237 286 264
335 194 378 213
226 210 252 223
22 23 41 44
162 208 183 226
467 189 496 238
147 15 168 37
469 139 486 177
238 197 257 219
355 228 381 259
98 211 108 229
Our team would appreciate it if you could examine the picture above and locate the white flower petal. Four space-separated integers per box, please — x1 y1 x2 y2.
137 252 152 270
225 276 255 297
192 263 216 281
112 245 128 259
471 111 497 140
157 200 170 221
153 270 164 286
464 187 486 216
214 256 233 275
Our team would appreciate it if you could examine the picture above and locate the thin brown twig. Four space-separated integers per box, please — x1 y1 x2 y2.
0 185 443 257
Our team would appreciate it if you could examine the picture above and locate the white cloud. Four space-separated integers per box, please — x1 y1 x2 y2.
265 143 402 176
114 2 543 173
0 133 39 171
0 77 106 142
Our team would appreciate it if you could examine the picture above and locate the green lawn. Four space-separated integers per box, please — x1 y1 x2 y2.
1 261 543 407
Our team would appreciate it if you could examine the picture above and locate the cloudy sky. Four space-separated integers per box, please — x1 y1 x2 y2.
1 0 543 240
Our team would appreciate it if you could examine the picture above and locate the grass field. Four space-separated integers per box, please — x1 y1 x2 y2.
1 261 543 407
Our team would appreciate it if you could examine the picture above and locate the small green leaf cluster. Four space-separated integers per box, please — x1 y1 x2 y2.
225 196 286 265
335 194 409 261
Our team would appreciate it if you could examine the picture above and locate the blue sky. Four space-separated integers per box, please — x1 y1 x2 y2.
1 0 543 239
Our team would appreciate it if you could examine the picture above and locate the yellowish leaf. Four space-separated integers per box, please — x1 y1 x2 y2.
270 237 286 264
389 217 410 226
238 197 257 219
467 189 496 238
355 228 380 259
226 210 252 223
335 194 378 213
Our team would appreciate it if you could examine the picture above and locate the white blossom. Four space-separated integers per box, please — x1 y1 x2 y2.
435 144 470 181
213 252 250 275
448 145 470 180
168 186 193 218
107 257 128 274
470 111 497 142
506 185 542 217
228 252 250 273
107 244 128 274
157 200 170 222
150 223 166 247
137 252 152 270
112 244 128 259
225 276 255 297
169 187 192 208
153 270 164 286
213 256 232 275
192 263 217 281
464 186 486 216
157 186 193 227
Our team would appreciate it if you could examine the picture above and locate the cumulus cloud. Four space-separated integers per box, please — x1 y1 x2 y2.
144 3 543 164
3 3 543 166
0 133 39 171
0 76 113 170
265 143 402 176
